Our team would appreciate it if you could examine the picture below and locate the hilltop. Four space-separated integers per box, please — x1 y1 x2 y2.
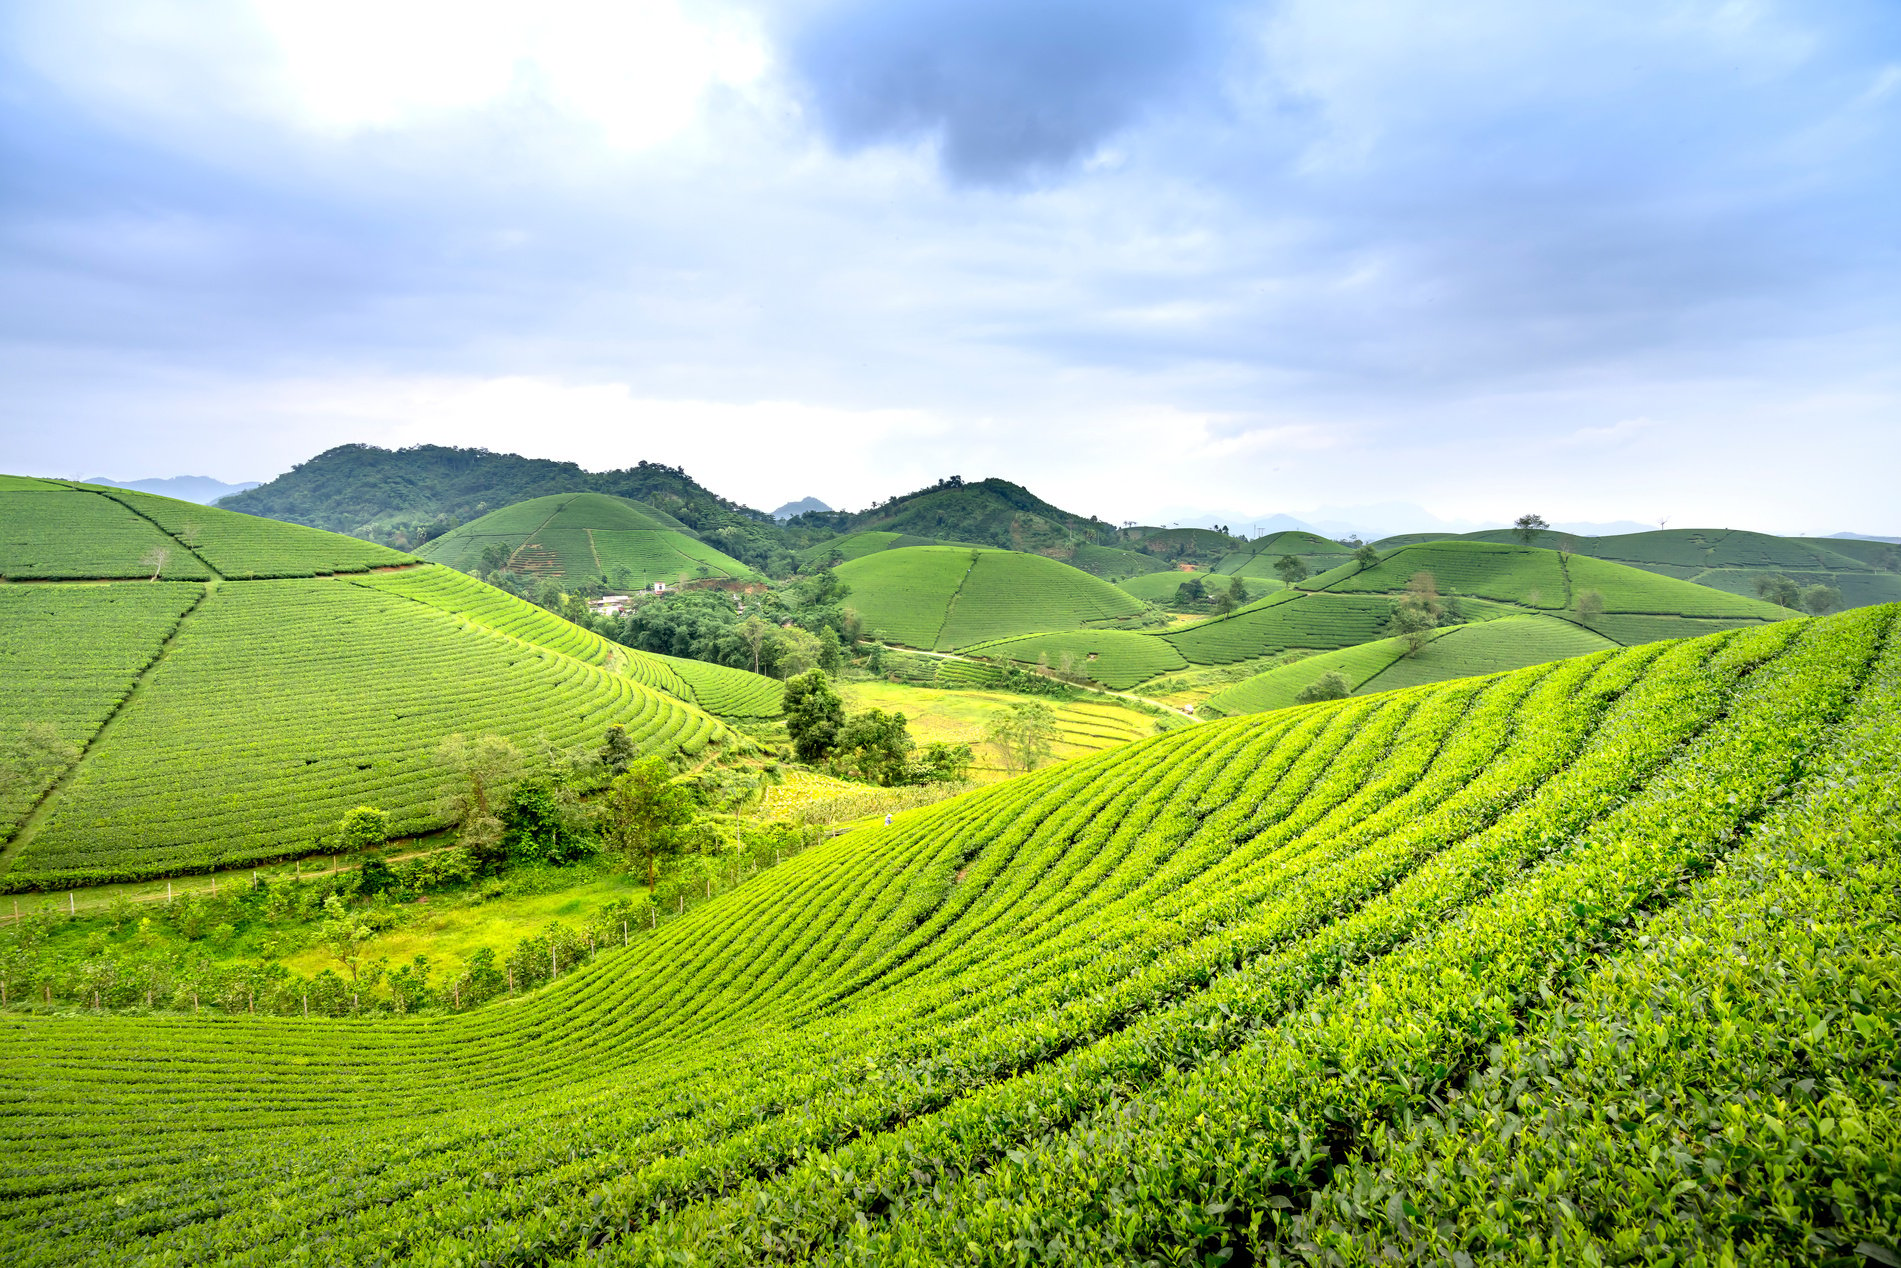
222 444 785 566
833 545 1148 649
417 492 757 587
0 476 779 887
798 476 1116 556
2 605 1893 1263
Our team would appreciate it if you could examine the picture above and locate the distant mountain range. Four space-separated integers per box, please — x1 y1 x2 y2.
85 476 260 504
1159 505 1655 542
770 497 832 520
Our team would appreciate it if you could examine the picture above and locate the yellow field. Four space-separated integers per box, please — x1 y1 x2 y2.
838 679 1160 779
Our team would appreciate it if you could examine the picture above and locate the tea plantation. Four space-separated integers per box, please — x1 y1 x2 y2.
419 491 756 585
1 606 1895 1264
834 545 1146 650
0 483 783 886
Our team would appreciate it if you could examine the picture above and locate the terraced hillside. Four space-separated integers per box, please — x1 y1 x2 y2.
419 492 755 585
0 484 762 886
1 479 410 580
835 545 1146 650
3 607 1895 1264
1376 526 1901 610
1211 528 1353 578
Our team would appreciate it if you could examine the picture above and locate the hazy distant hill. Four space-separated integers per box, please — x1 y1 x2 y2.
770 496 831 520
85 475 260 504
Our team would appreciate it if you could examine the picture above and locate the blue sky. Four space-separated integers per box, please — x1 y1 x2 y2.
2 0 1896 534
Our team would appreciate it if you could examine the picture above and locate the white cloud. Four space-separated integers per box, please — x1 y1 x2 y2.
1557 417 1655 447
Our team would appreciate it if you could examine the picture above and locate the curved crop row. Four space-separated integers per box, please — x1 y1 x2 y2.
0 607 1892 1265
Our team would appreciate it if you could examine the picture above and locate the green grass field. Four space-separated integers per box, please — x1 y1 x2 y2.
838 679 1161 777
959 629 1189 688
420 492 754 586
1369 527 1900 613
1 607 1894 1264
0 485 752 887
836 545 1145 650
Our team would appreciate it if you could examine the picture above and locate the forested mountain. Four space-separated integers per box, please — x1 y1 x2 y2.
223 444 788 568
792 476 1115 555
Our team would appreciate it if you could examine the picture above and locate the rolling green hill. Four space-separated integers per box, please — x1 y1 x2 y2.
835 545 1147 650
810 476 1115 556
2 606 1894 1264
1210 528 1353 578
965 541 1795 706
1372 526 1901 611
417 492 756 586
0 482 768 886
220 443 783 561
1200 614 1616 716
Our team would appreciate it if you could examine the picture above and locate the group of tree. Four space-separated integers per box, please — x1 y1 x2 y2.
1384 570 1447 656
1173 574 1251 613
1756 574 1842 615
782 671 973 787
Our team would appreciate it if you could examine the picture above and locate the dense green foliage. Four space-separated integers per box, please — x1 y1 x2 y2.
0 607 1894 1264
221 443 789 568
418 491 756 586
835 546 1146 650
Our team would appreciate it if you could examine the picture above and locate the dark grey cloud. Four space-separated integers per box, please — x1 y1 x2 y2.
780 0 1249 185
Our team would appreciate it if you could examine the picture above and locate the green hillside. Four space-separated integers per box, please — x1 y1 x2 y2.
220 443 784 563
1 480 412 580
0 483 757 886
815 476 1115 555
836 546 1147 650
961 629 1190 689
1201 615 1616 716
1210 528 1353 578
418 492 755 586
793 528 983 565
1372 526 1901 611
2 607 1894 1264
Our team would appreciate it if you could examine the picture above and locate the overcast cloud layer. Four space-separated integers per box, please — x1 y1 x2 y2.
1 0 1896 534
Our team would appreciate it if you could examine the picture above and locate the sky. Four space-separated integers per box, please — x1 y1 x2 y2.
1 0 1897 535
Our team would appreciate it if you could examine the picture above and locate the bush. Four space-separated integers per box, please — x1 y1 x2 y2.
1295 670 1353 704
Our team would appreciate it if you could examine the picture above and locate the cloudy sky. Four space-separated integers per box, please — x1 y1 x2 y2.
2 0 1896 534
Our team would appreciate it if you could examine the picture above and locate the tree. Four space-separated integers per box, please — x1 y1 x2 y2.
828 709 915 786
1512 513 1549 543
815 626 844 675
479 542 514 573
1295 671 1353 704
337 806 389 855
1174 576 1207 606
1575 589 1606 622
737 615 771 674
599 724 637 777
318 895 375 984
910 741 973 784
1211 586 1238 616
771 625 825 678
599 757 694 888
435 733 524 873
1756 574 1802 609
1801 584 1842 616
783 670 845 763
1386 571 1444 656
1353 543 1380 571
1229 575 1250 605
985 701 1060 774
1274 555 1308 585
140 545 170 580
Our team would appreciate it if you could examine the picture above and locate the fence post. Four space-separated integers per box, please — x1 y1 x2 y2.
303 993 308 1018
622 919 628 947
550 945 557 980
68 892 74 916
